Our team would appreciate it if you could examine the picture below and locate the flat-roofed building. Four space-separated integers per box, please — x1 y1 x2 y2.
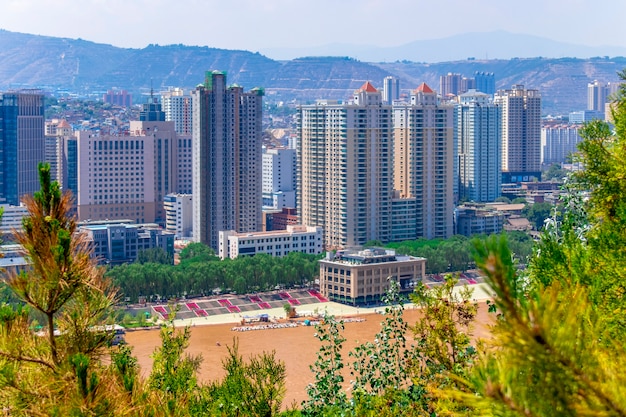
164 193 193 239
78 220 175 265
455 203 505 237
319 248 426 305
0 204 28 237
218 224 323 260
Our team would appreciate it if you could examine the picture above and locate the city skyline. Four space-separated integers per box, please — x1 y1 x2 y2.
1 0 625 59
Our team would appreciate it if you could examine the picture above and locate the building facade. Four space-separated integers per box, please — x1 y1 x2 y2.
164 193 193 239
474 72 496 95
587 80 608 114
455 203 505 237
192 71 264 250
161 88 193 136
0 91 45 206
262 147 296 210
541 124 583 167
456 90 501 202
297 82 393 249
75 119 178 224
319 248 426 305
494 85 542 183
393 83 455 239
218 224 323 259
78 220 175 265
382 76 400 105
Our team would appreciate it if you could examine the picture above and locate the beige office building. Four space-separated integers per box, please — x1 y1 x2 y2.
297 82 393 250
319 248 426 305
393 83 455 239
76 120 177 224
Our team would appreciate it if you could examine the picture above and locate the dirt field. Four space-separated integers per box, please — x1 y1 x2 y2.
126 302 493 407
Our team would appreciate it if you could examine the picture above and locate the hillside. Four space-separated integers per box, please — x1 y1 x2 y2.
1 29 625 115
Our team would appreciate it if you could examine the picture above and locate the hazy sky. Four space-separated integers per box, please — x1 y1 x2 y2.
2 0 624 53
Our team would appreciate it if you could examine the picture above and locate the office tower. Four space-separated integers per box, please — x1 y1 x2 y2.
474 72 496 95
192 71 263 250
495 85 542 182
297 82 393 249
393 83 455 239
541 124 583 166
76 117 178 224
0 91 45 205
103 89 132 107
587 80 608 113
262 147 296 210
440 72 462 98
456 90 502 202
382 76 400 104
161 88 193 135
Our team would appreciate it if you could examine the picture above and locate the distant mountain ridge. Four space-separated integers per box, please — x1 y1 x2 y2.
261 31 626 63
1 29 625 116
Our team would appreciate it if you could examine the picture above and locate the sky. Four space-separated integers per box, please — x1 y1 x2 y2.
2 0 625 56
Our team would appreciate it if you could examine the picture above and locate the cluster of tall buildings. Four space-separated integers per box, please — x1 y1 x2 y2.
0 71 549 256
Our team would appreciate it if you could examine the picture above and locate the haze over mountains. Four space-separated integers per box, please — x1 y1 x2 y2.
261 30 626 63
1 29 625 116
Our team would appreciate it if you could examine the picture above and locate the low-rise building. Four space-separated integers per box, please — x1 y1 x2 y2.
0 204 29 238
78 220 175 265
455 203 505 237
218 225 323 260
319 248 426 305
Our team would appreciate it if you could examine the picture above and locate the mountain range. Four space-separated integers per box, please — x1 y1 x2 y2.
1 29 625 116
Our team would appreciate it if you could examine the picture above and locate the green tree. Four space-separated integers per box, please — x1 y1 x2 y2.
522 201 553 230
444 73 626 416
209 339 287 417
0 163 132 415
136 247 173 265
303 314 347 415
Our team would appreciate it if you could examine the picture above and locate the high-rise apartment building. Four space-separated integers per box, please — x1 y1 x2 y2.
587 80 608 113
0 91 45 206
297 82 393 249
541 124 583 166
495 85 542 182
161 88 193 135
456 90 501 202
440 73 462 98
192 71 263 250
103 90 132 107
474 72 496 95
393 83 455 239
45 119 72 185
262 147 296 210
382 76 400 104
